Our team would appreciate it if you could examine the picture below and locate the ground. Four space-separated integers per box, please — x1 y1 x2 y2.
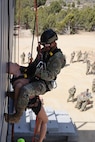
13 30 95 142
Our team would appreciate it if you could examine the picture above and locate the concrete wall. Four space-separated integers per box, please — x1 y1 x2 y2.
0 0 14 142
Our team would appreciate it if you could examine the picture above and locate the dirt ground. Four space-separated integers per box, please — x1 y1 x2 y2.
14 30 95 142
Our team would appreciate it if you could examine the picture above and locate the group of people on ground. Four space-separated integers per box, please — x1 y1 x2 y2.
70 50 95 75
5 29 66 142
70 50 95 93
70 50 88 63
20 52 32 64
67 87 93 111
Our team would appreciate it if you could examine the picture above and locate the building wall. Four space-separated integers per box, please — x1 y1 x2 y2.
0 0 14 142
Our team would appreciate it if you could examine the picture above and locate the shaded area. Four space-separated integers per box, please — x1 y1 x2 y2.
78 130 95 142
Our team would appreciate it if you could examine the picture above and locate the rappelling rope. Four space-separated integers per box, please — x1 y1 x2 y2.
30 0 40 64
31 1 41 142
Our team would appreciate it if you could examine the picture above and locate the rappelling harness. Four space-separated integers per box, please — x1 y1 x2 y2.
10 47 62 91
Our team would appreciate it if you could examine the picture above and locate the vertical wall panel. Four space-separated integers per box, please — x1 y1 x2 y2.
0 0 14 142
0 0 2 139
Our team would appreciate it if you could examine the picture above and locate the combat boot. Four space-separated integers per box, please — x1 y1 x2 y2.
4 88 29 123
4 108 23 123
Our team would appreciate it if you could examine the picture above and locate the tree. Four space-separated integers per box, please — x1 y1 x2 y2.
30 0 46 7
72 2 75 8
49 1 62 14
14 0 95 34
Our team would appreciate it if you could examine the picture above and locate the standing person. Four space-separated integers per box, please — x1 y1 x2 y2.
83 51 88 63
91 61 95 74
20 52 25 64
67 85 76 102
28 52 32 63
86 60 91 75
92 78 95 93
70 51 75 63
5 29 66 123
77 50 82 62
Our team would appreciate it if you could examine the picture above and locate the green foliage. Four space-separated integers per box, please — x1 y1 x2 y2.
72 2 75 8
37 0 47 7
49 1 62 14
77 0 80 5
15 0 95 34
59 0 66 6
28 0 46 7
37 7 49 33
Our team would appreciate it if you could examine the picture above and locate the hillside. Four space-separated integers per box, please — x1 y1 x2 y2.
46 0 95 6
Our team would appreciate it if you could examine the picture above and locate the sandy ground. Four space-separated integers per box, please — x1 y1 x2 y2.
13 30 95 142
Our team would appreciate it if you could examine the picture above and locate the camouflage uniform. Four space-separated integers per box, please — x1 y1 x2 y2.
67 86 76 102
70 51 75 63
77 50 82 62
5 29 66 123
20 52 25 64
80 99 92 111
83 51 88 63
75 89 92 111
86 60 91 75
92 78 95 93
91 61 95 74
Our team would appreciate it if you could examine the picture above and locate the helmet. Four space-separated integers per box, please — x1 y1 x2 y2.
40 29 58 45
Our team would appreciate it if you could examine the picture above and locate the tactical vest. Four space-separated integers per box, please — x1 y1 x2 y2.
11 47 63 84
26 47 62 78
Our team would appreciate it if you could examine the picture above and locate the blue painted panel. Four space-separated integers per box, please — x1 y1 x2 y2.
14 108 78 142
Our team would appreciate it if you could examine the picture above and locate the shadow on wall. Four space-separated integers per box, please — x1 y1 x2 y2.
75 121 95 142
78 130 95 142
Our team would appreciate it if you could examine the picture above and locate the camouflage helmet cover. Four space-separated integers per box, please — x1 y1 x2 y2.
40 29 58 45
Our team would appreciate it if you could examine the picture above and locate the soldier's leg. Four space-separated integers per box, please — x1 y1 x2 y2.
67 94 72 102
75 101 82 109
72 94 74 102
4 81 47 123
86 68 89 75
6 62 21 77
75 97 81 108
70 57 73 63
92 85 95 93
4 87 29 123
81 101 87 111
13 78 29 109
24 81 47 98
37 106 48 142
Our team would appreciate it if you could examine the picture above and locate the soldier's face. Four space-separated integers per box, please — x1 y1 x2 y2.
43 41 57 51
50 41 56 47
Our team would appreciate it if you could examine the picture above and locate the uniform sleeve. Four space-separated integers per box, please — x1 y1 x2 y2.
35 52 66 81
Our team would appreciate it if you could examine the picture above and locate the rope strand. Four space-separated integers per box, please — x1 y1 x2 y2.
30 0 40 64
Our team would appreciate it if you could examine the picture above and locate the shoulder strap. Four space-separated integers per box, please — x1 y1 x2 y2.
45 48 61 63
